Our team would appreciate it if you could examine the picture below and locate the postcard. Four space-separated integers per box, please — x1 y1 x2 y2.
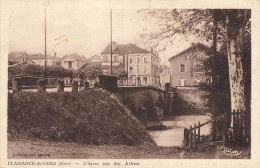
1 0 260 168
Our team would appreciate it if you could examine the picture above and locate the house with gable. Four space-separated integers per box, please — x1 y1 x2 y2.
168 43 211 87
101 42 161 86
8 51 34 66
61 53 87 70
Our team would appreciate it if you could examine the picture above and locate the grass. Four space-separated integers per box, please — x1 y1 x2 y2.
8 88 155 146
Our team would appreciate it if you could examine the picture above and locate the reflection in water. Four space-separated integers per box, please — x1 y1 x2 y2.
149 115 211 147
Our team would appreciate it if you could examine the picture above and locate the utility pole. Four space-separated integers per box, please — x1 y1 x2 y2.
110 8 113 76
44 8 47 78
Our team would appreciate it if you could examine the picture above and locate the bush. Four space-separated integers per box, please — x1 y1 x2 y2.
8 89 154 146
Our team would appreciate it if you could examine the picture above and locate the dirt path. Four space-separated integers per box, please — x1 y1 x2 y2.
8 137 182 159
8 137 250 159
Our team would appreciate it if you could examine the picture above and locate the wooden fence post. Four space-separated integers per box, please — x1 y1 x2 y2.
212 120 216 142
193 123 196 147
198 122 200 143
184 128 189 147
223 113 228 146
189 125 192 147
233 109 237 144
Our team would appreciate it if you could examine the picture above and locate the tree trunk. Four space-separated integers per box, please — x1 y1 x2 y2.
225 10 249 112
226 27 245 111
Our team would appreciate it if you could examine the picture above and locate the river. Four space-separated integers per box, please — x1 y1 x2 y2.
149 115 211 147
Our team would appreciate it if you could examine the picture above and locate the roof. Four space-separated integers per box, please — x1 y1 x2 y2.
101 43 151 54
61 53 87 61
87 55 102 61
29 54 58 60
168 43 210 61
8 51 28 61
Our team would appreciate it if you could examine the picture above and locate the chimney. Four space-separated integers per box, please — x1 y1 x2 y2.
112 41 116 51
151 48 153 54
154 51 157 56
54 52 56 57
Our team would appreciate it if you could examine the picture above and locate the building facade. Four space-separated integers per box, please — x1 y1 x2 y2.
160 64 171 87
61 54 87 70
168 43 211 87
30 53 60 67
101 42 161 86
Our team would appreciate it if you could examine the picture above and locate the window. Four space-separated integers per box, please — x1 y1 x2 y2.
144 56 147 63
143 66 148 74
68 61 72 68
180 78 185 86
180 63 185 72
143 77 148 84
129 66 134 74
196 63 203 72
137 57 141 63
137 66 140 74
130 57 133 64
114 55 119 62
103 56 108 62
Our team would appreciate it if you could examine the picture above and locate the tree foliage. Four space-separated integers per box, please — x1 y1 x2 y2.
8 64 73 78
74 62 103 80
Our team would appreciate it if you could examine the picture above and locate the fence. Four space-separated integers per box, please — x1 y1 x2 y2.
9 74 94 92
224 109 249 146
183 109 249 147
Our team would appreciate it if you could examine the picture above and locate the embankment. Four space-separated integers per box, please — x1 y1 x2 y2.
8 89 155 146
173 87 210 115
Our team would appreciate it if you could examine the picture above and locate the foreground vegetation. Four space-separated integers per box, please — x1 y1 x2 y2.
8 89 154 146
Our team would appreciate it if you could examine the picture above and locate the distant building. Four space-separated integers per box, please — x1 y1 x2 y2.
29 53 60 67
160 64 171 87
101 42 160 86
168 43 211 87
87 55 102 63
101 42 127 70
8 51 30 65
61 53 87 70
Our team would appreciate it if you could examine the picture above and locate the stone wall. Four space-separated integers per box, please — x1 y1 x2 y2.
114 87 165 121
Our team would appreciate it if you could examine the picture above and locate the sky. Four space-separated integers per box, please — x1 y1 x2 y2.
7 0 200 64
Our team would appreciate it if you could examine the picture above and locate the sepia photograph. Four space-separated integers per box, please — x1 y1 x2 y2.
1 0 260 167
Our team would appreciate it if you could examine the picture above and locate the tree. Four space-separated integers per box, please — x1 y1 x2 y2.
8 64 73 78
74 62 103 80
223 10 250 111
139 9 251 112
